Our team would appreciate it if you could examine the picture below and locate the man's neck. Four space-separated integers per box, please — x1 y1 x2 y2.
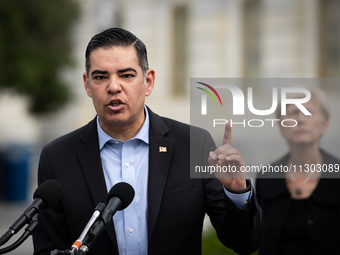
99 115 146 142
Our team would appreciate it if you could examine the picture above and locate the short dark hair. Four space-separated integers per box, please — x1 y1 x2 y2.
85 28 149 75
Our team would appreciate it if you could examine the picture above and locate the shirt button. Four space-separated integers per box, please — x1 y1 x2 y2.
129 228 133 233
115 141 119 144
243 200 248 205
126 163 130 168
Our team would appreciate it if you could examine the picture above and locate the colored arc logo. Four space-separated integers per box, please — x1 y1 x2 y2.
196 82 223 106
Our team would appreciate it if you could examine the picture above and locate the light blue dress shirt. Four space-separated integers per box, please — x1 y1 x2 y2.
97 106 251 255
97 108 150 255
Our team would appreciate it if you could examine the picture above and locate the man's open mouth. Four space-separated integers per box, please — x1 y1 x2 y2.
110 101 122 106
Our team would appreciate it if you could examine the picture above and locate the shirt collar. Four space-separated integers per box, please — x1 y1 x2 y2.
97 105 150 150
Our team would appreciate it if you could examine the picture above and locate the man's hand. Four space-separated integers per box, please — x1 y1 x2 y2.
208 123 247 192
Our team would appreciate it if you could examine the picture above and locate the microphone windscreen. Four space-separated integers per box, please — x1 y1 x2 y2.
33 179 63 208
108 182 135 210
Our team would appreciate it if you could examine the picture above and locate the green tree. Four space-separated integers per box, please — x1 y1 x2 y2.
202 227 259 255
0 0 78 114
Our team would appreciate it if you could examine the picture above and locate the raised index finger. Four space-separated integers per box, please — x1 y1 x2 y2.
223 122 232 145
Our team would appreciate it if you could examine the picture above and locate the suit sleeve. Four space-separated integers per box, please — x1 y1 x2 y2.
202 131 264 254
32 147 72 255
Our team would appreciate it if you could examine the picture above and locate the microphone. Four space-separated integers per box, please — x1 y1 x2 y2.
77 182 135 255
0 179 63 246
67 203 106 255
0 216 39 254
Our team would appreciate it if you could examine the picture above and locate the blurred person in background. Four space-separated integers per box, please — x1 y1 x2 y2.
256 88 340 255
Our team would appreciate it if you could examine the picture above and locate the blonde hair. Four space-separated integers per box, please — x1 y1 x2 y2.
275 87 330 120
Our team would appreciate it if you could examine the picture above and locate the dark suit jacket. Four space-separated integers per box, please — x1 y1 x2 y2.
33 107 263 255
256 150 340 255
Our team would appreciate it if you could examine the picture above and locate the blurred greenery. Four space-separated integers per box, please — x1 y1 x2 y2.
202 227 259 255
0 0 79 114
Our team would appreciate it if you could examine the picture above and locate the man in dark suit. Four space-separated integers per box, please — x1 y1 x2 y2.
33 28 263 255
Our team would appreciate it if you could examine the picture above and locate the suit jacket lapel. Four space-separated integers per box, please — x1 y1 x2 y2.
76 117 119 252
76 111 175 247
147 108 173 242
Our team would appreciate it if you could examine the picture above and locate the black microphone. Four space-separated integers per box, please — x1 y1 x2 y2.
77 182 135 255
0 179 63 246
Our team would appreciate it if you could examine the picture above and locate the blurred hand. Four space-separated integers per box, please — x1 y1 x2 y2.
208 123 247 192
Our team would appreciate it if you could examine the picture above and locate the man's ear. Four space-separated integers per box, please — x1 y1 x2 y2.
83 72 92 98
144 69 155 97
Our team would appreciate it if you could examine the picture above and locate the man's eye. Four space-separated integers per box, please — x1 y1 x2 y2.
94 76 105 80
122 74 134 78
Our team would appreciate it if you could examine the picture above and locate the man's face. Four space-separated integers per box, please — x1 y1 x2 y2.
83 46 155 134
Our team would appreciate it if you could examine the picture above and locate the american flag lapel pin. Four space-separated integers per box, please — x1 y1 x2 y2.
159 146 167 152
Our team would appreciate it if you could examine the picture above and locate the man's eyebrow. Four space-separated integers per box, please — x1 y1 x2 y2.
117 68 137 74
91 70 108 76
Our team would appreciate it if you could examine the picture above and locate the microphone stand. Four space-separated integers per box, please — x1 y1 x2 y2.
0 230 13 247
0 206 37 247
0 218 39 254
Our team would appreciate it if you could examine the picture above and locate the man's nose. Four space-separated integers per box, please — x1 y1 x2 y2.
107 76 122 94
